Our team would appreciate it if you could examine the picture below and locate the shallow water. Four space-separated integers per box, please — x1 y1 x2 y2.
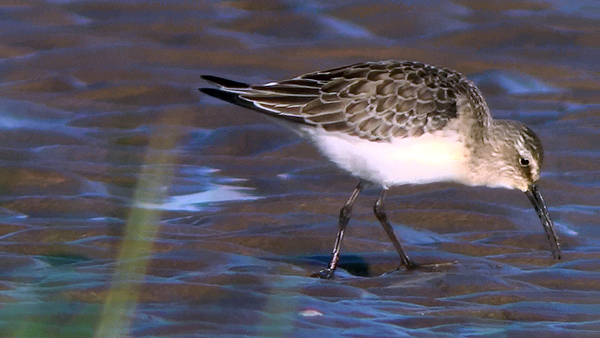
0 0 599 337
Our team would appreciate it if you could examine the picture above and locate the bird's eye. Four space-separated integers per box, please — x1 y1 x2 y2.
519 158 530 166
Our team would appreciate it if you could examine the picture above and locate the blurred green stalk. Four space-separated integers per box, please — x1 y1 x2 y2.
95 132 177 337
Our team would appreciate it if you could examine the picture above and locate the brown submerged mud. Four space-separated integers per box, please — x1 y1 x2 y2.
0 0 599 337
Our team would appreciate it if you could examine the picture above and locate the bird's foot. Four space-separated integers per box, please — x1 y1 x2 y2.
309 268 338 279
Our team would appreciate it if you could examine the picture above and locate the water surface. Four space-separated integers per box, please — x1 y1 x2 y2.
0 0 599 337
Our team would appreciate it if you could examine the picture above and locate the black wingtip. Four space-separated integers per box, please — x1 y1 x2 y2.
198 87 261 113
198 87 238 104
200 75 250 89
199 76 307 126
198 87 306 124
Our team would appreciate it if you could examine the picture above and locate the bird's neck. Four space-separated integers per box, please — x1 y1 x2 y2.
460 120 513 188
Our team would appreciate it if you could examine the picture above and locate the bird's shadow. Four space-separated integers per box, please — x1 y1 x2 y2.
268 253 459 278
303 254 373 277
271 254 410 278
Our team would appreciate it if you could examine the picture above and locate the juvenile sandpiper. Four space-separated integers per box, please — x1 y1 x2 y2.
199 60 561 279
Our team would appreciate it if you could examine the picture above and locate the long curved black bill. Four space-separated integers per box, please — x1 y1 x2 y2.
525 184 561 259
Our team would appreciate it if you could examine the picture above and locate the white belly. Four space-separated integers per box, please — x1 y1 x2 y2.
307 129 468 187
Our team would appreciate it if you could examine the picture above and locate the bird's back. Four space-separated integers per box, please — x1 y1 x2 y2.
200 60 493 143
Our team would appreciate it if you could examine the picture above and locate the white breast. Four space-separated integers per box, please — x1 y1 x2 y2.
306 129 468 187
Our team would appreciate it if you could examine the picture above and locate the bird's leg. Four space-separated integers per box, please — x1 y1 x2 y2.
318 181 364 279
373 188 418 270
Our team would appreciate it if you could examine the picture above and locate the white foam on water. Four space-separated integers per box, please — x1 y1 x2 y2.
316 16 374 39
474 71 560 95
136 183 259 212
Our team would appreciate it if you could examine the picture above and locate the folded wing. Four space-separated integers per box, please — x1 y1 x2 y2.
200 60 487 142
